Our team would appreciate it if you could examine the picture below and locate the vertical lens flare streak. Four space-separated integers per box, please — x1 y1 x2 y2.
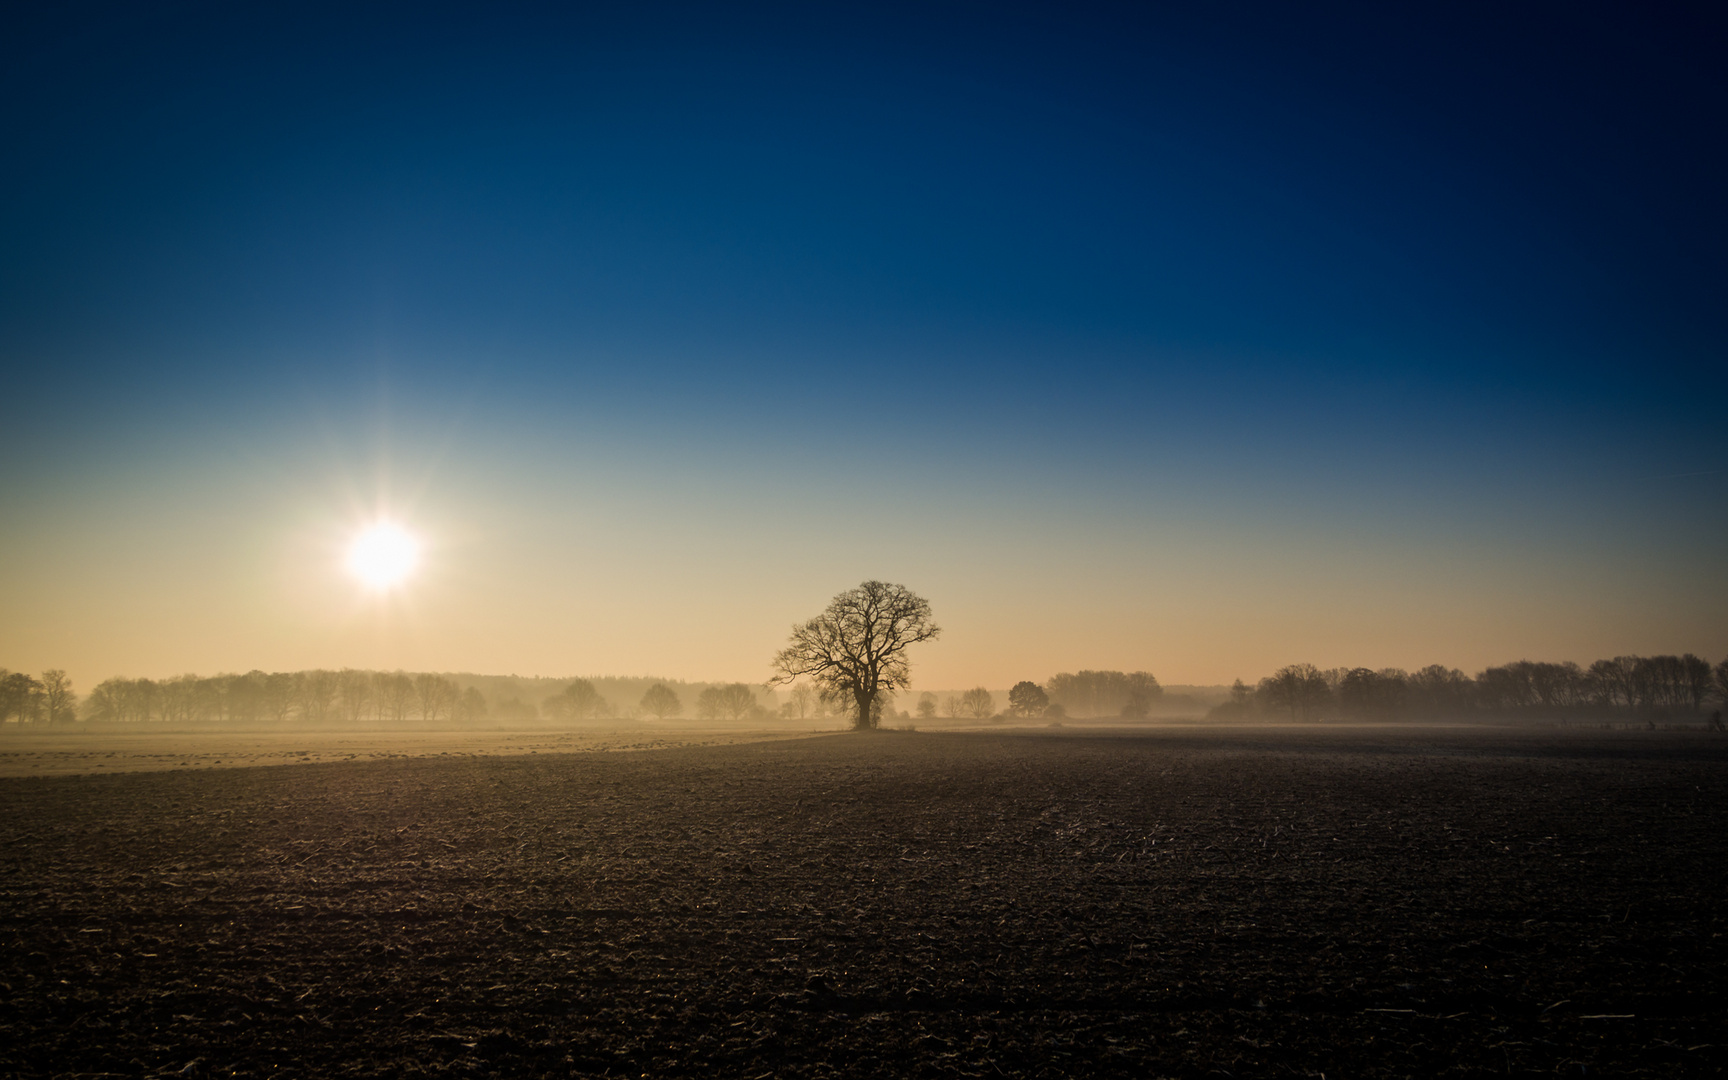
346 523 420 590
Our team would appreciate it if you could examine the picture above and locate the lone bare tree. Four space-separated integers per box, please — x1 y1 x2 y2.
770 580 940 731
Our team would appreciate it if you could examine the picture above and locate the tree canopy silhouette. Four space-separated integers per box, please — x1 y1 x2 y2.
770 581 939 731
1008 681 1048 717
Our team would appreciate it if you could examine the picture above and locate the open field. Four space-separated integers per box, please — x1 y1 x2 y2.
0 723 833 779
2 725 1724 1077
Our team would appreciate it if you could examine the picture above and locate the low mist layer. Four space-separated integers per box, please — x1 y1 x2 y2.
3 650 1724 731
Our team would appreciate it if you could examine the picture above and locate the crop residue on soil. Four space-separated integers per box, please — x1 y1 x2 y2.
2 726 1724 1077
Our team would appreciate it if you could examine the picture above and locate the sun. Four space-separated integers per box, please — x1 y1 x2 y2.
346 522 421 590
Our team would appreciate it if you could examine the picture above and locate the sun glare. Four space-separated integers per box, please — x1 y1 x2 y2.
346 523 420 590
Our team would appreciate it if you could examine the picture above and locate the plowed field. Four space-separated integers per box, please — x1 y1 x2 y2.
3 725 1724 1077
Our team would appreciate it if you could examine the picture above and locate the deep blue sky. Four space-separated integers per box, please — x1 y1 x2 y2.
2 1 1724 685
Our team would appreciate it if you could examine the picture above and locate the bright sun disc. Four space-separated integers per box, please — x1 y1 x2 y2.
347 523 420 589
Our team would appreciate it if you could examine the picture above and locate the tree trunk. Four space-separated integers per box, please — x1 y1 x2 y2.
854 687 875 731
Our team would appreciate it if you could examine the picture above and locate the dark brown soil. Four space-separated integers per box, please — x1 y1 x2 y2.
2 725 1724 1077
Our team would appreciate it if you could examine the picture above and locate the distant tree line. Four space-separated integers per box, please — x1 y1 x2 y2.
1046 670 1162 718
542 678 609 721
76 670 488 725
618 681 776 722
17 652 1721 728
0 667 800 727
905 671 1165 723
1212 653 1728 722
696 683 768 721
953 671 1163 721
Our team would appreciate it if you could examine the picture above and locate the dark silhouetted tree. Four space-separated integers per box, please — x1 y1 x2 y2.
1586 659 1627 708
1602 656 1642 709
770 581 940 731
1629 656 1665 708
1407 665 1471 716
1630 655 1697 709
1680 654 1713 710
1475 663 1535 710
1339 668 1408 719
1525 662 1584 707
1339 668 1379 717
1008 681 1048 718
1258 664 1331 720
0 671 43 722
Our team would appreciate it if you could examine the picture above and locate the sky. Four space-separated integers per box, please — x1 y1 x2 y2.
2 0 1724 692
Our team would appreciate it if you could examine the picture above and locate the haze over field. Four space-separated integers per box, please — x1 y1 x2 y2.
1 3 1724 693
